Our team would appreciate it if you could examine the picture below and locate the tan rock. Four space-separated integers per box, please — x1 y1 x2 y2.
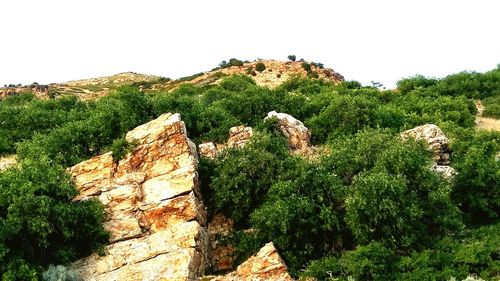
266 111 311 151
199 142 218 159
208 214 235 272
431 164 457 180
0 155 17 172
208 242 293 281
68 152 115 200
227 126 253 148
71 113 207 281
401 124 451 165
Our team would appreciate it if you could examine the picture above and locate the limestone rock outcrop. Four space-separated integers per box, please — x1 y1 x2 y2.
0 155 17 172
198 126 253 159
70 113 208 281
208 242 292 281
401 124 451 165
199 142 218 159
431 164 457 180
266 111 311 151
401 124 456 179
227 125 253 148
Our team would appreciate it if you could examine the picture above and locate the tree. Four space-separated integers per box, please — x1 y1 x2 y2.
255 62 266 72
287 55 296 62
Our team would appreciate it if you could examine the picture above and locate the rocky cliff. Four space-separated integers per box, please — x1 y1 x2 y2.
70 113 207 280
69 113 292 280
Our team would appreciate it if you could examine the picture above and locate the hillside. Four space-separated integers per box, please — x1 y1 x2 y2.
0 62 499 281
0 59 343 101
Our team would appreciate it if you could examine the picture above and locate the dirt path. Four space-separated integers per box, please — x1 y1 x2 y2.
475 100 500 131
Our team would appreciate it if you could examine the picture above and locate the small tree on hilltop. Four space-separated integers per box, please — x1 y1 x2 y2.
255 62 266 72
287 55 296 62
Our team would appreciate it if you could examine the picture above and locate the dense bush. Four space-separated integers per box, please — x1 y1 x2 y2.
450 129 500 225
0 158 108 279
255 62 266 72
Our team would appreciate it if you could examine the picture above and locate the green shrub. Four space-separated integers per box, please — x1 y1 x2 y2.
255 62 266 72
43 265 81 281
228 58 244 67
287 55 296 62
206 132 289 224
250 159 347 273
482 95 500 118
301 62 311 71
110 138 135 163
451 130 500 225
307 70 319 78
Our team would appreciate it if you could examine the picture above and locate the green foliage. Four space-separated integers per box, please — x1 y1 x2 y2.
110 138 134 163
450 129 500 225
287 55 296 62
42 265 81 281
303 224 500 281
205 132 289 224
307 94 378 143
250 159 347 273
301 62 311 72
482 95 500 118
177 72 204 82
0 158 108 278
397 75 438 94
255 62 266 72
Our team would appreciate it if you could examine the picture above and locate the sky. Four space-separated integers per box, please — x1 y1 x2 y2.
1 0 499 88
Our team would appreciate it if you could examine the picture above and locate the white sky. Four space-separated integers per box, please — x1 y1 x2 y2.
1 0 499 88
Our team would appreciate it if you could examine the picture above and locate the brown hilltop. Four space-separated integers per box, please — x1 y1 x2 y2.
0 59 344 101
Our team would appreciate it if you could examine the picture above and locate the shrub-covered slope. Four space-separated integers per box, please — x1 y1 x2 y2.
0 65 498 280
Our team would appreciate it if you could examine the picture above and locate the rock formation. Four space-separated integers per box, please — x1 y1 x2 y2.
227 125 253 148
199 142 218 159
207 214 235 272
401 124 451 165
0 155 17 172
198 125 253 159
266 111 311 151
401 124 456 179
70 113 208 281
208 242 293 281
431 164 457 179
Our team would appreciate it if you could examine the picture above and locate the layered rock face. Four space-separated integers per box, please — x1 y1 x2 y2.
209 242 293 281
401 124 451 165
70 113 208 281
266 111 311 151
401 124 456 179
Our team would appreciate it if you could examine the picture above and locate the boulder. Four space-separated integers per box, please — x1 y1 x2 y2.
401 124 451 165
208 242 292 281
199 142 218 159
266 111 311 150
0 155 17 172
227 125 253 148
70 113 208 281
431 164 457 180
